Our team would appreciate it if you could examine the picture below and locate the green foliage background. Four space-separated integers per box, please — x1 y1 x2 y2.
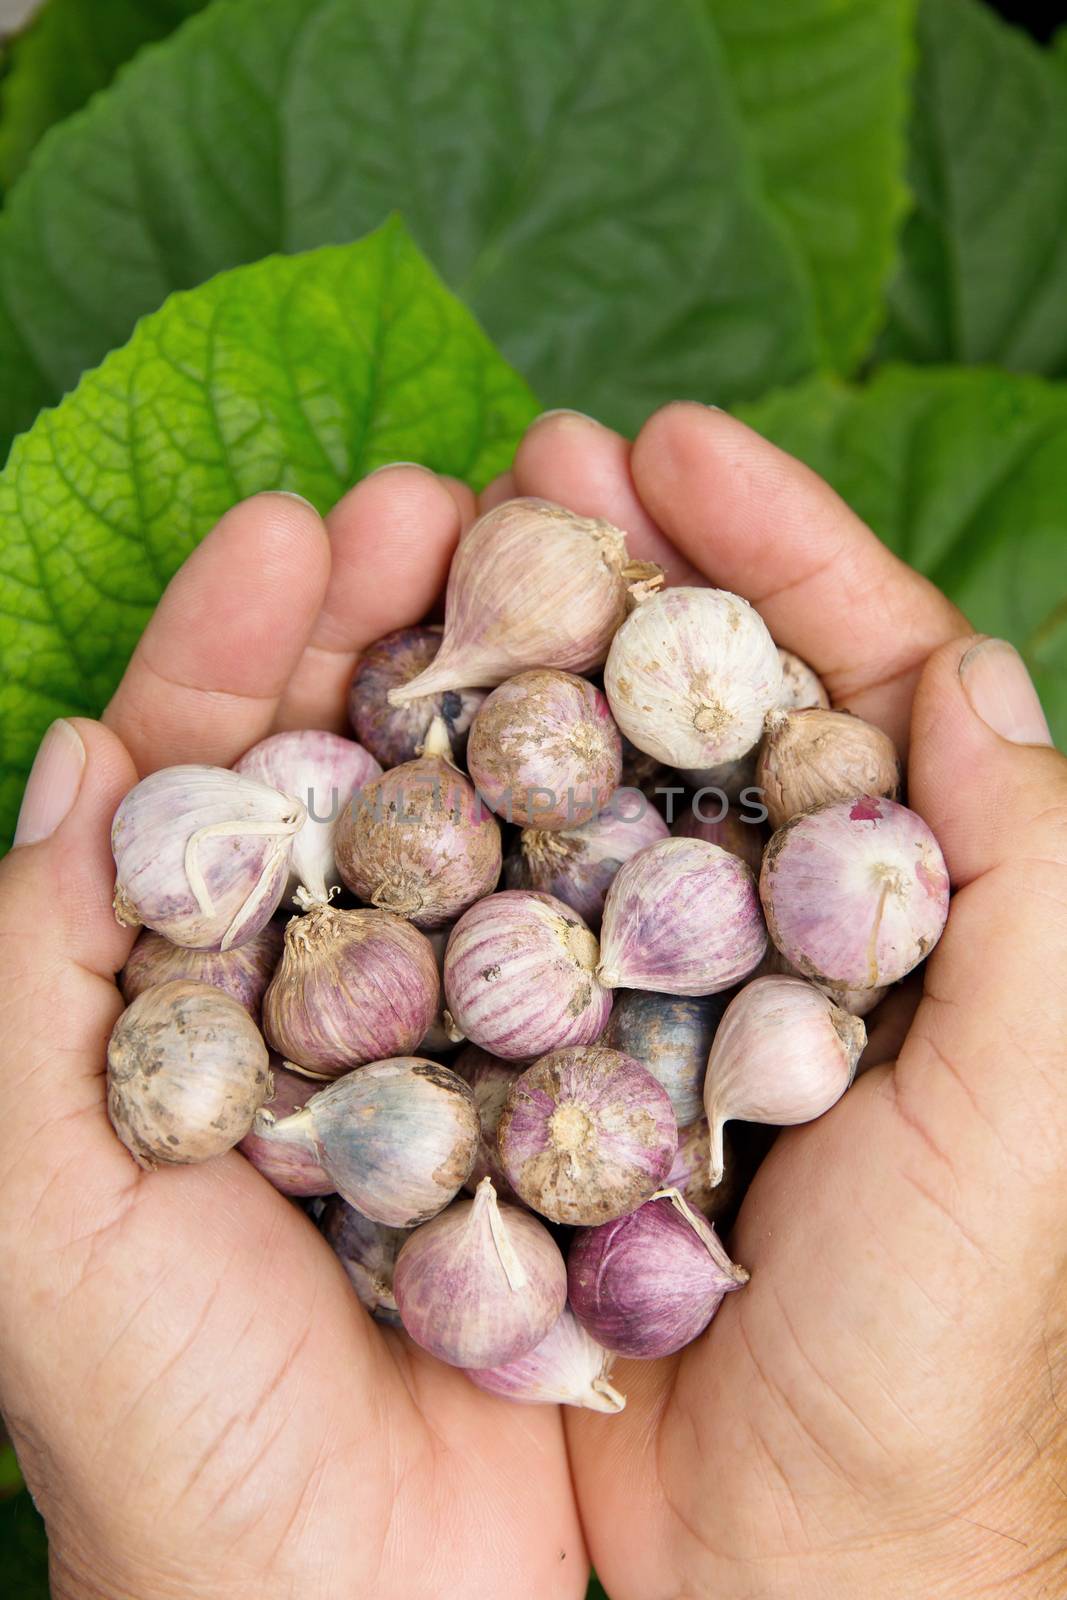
0 0 1065 1593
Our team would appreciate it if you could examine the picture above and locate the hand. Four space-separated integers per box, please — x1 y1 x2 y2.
503 406 1067 1599
0 473 586 1600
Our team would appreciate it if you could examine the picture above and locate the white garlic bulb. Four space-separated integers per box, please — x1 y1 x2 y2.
605 588 783 768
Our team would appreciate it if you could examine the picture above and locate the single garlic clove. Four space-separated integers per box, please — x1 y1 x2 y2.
253 1057 478 1227
107 980 272 1169
111 765 305 950
504 797 669 926
466 669 623 829
777 647 830 711
333 717 502 929
568 1187 748 1359
597 988 728 1126
671 804 765 880
387 498 662 704
757 707 900 831
703 975 866 1184
348 624 486 767
237 1061 332 1195
262 905 440 1078
454 1045 525 1201
443 890 613 1061
465 1306 626 1412
605 587 783 769
598 836 766 997
120 918 284 1023
497 1045 677 1226
233 729 381 910
393 1176 568 1368
760 795 950 989
320 1196 407 1325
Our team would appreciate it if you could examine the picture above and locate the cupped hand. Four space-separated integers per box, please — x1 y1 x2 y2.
507 407 1067 1599
0 471 586 1600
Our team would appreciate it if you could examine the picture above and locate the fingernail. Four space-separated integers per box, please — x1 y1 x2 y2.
526 408 598 429
959 638 1053 748
267 490 319 513
364 460 432 478
13 720 87 847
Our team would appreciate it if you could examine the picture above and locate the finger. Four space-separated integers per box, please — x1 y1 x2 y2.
478 470 517 513
513 411 705 586
629 403 968 749
275 466 463 731
438 474 478 529
104 494 330 772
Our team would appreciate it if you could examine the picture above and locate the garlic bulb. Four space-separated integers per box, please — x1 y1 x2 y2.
498 1045 677 1226
320 1196 408 1325
757 708 900 830
444 891 612 1060
465 1307 625 1412
112 765 305 950
760 796 950 988
604 587 783 768
252 1057 479 1226
387 498 662 703
598 837 766 996
238 1061 332 1195
334 717 501 929
120 919 283 1022
348 625 486 767
234 729 381 908
263 905 439 1078
393 1177 568 1368
597 988 727 1126
107 980 271 1169
504 800 669 925
778 647 830 711
454 1045 523 1200
672 804 764 877
703 976 866 1183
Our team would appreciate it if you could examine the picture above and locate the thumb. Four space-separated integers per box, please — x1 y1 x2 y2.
900 636 1067 1211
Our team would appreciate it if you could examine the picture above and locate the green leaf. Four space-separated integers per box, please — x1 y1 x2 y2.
707 0 915 373
0 0 210 191
0 218 538 844
0 0 821 457
882 0 1067 374
736 365 1067 747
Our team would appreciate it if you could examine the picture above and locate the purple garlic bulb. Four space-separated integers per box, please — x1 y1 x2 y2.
120 918 283 1023
505 799 669 924
111 765 305 950
234 729 381 908
597 988 728 1126
444 891 613 1061
568 1188 748 1359
466 1307 625 1412
237 1062 332 1196
498 1046 677 1225
672 804 764 878
393 1178 568 1368
334 717 502 929
262 905 439 1078
251 1057 478 1227
348 625 486 768
598 837 766 996
466 669 622 829
760 796 950 988
320 1196 406 1325
454 1045 523 1200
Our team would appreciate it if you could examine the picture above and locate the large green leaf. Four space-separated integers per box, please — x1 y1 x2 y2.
737 365 1067 747
0 218 537 843
0 0 823 458
0 0 211 192
707 0 914 373
882 0 1067 373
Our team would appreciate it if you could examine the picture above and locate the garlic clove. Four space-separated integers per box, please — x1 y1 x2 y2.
320 1196 407 1325
238 1060 333 1195
112 765 305 950
598 836 766 997
505 799 668 926
465 1306 625 1411
597 988 728 1126
757 707 900 831
497 1045 678 1226
393 1177 568 1368
387 498 662 704
777 647 830 711
107 979 272 1169
605 587 783 769
760 796 950 989
120 918 284 1023
234 729 381 909
703 975 866 1184
348 624 486 767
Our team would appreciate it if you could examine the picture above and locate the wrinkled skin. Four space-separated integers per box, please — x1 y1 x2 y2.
1 408 1065 1600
